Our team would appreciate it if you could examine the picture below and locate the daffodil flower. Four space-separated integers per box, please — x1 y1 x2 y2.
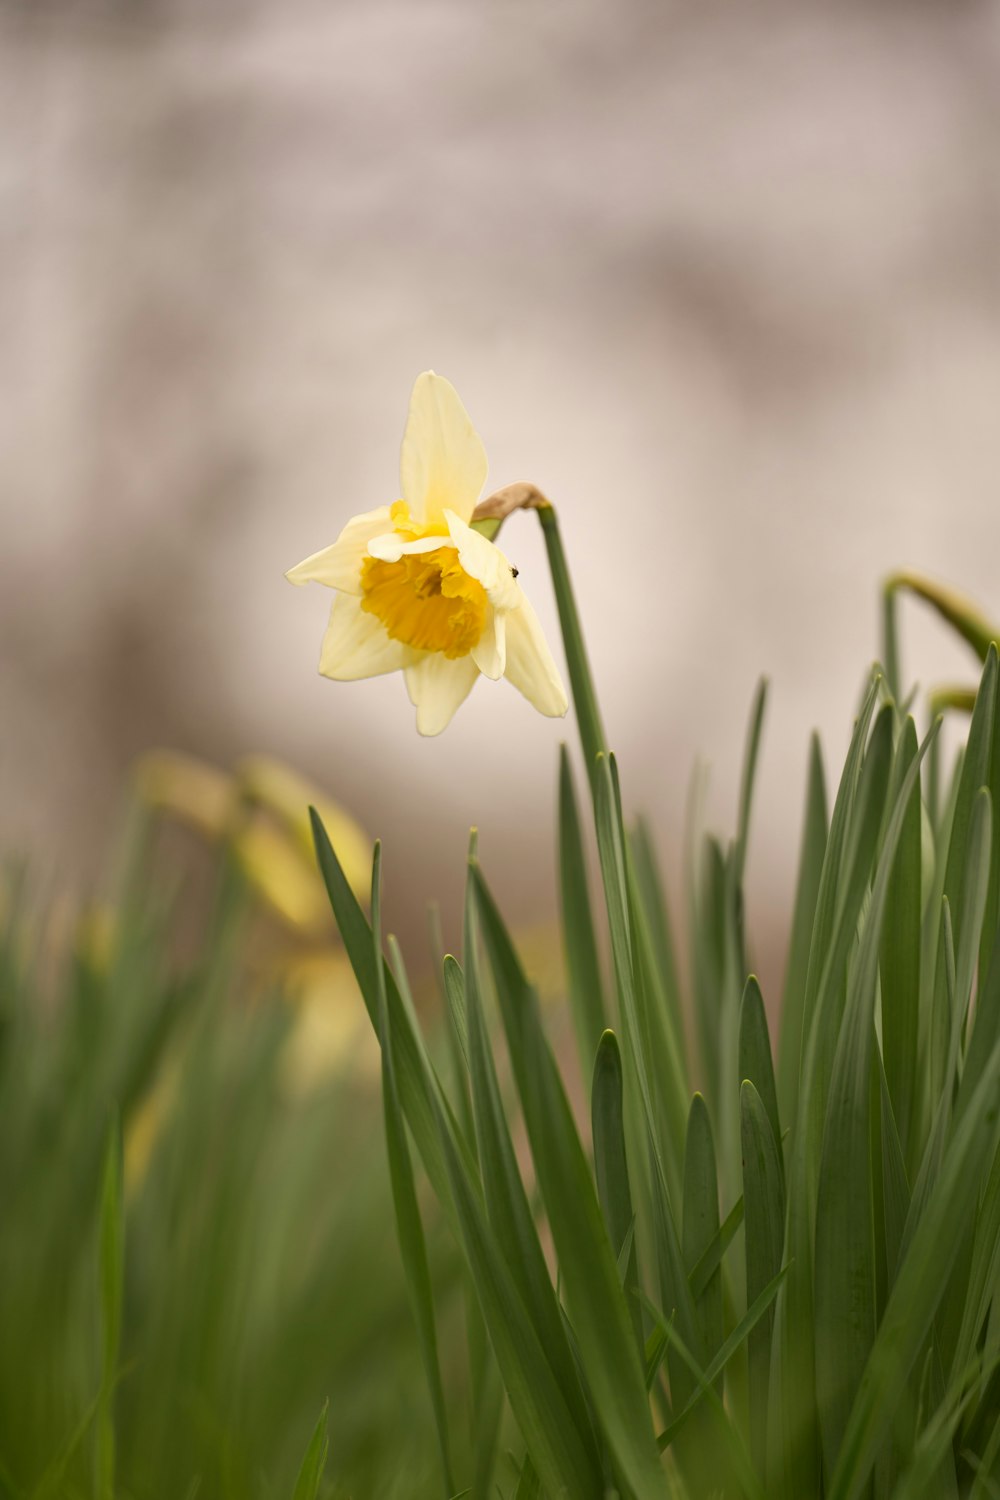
286 373 568 735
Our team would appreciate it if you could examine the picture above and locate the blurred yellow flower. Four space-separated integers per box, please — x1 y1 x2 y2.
287 372 568 735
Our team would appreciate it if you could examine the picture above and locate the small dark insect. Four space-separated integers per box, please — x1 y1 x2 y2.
510 565 519 579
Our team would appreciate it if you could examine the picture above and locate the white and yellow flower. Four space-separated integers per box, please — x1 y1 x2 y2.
286 372 568 735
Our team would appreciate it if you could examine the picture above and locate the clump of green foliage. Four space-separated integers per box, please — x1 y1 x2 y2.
0 834 461 1500
314 521 1000 1498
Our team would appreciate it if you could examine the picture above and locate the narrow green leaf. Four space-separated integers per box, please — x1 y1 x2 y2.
629 816 685 1067
386 894 604 1496
651 1263 789 1454
442 955 470 1079
592 1029 644 1356
875 1040 910 1290
462 855 599 1468
291 1401 329 1500
734 676 768 893
30 1391 104 1500
950 788 993 1080
592 755 703 1400
469 1352 503 1500
371 845 454 1497
932 788 995 1378
969 1392 1000 1499
682 1094 723 1386
688 1195 745 1300
429 1083 605 1499
512 1455 541 1500
891 1354 997 1500
429 906 473 1142
433 948 500 1498
627 849 689 1201
97 1112 124 1500
905 790 992 1292
919 747 963 1151
310 808 457 1217
643 1323 670 1394
741 1080 785 1483
814 710 932 1482
882 581 902 702
955 932 1000 1131
472 864 666 1500
982 652 1000 990
930 649 998 1103
769 679 889 1500
558 744 608 1082
827 1035 1000 1500
689 830 727 1107
950 1132 1000 1387
739 976 782 1166
777 734 828 1134
880 716 922 1158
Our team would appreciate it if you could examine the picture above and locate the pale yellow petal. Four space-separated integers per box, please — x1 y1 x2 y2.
286 506 393 594
319 593 413 680
367 531 457 563
399 372 488 528
404 653 480 735
444 510 520 611
503 598 568 718
471 608 506 680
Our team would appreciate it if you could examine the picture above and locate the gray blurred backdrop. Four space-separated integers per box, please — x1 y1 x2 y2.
3 0 1000 983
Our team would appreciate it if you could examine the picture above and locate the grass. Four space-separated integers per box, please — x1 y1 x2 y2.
6 513 1000 1497
312 519 1000 1498
0 811 463 1499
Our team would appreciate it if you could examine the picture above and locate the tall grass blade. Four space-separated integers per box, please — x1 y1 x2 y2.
880 715 922 1159
462 853 598 1465
629 816 685 1072
739 976 782 1164
875 1042 910 1291
651 1262 788 1453
627 852 689 1199
428 1090 604 1499
776 735 828 1133
814 712 932 1482
371 844 454 1496
471 864 667 1500
741 1079 785 1483
512 1455 542 1500
682 1094 723 1386
593 754 702 1399
96 1113 123 1500
734 677 768 895
558 745 608 1083
768 675 883 1500
929 649 998 1104
592 1029 644 1357
827 1036 1000 1500
311 808 454 1215
291 1401 329 1500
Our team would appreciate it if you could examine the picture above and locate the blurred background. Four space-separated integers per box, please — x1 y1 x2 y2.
4 0 1000 983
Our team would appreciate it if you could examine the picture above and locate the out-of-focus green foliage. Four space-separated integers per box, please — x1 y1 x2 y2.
0 810 462 1500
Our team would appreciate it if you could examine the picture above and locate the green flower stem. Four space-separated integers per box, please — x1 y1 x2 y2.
537 503 608 791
